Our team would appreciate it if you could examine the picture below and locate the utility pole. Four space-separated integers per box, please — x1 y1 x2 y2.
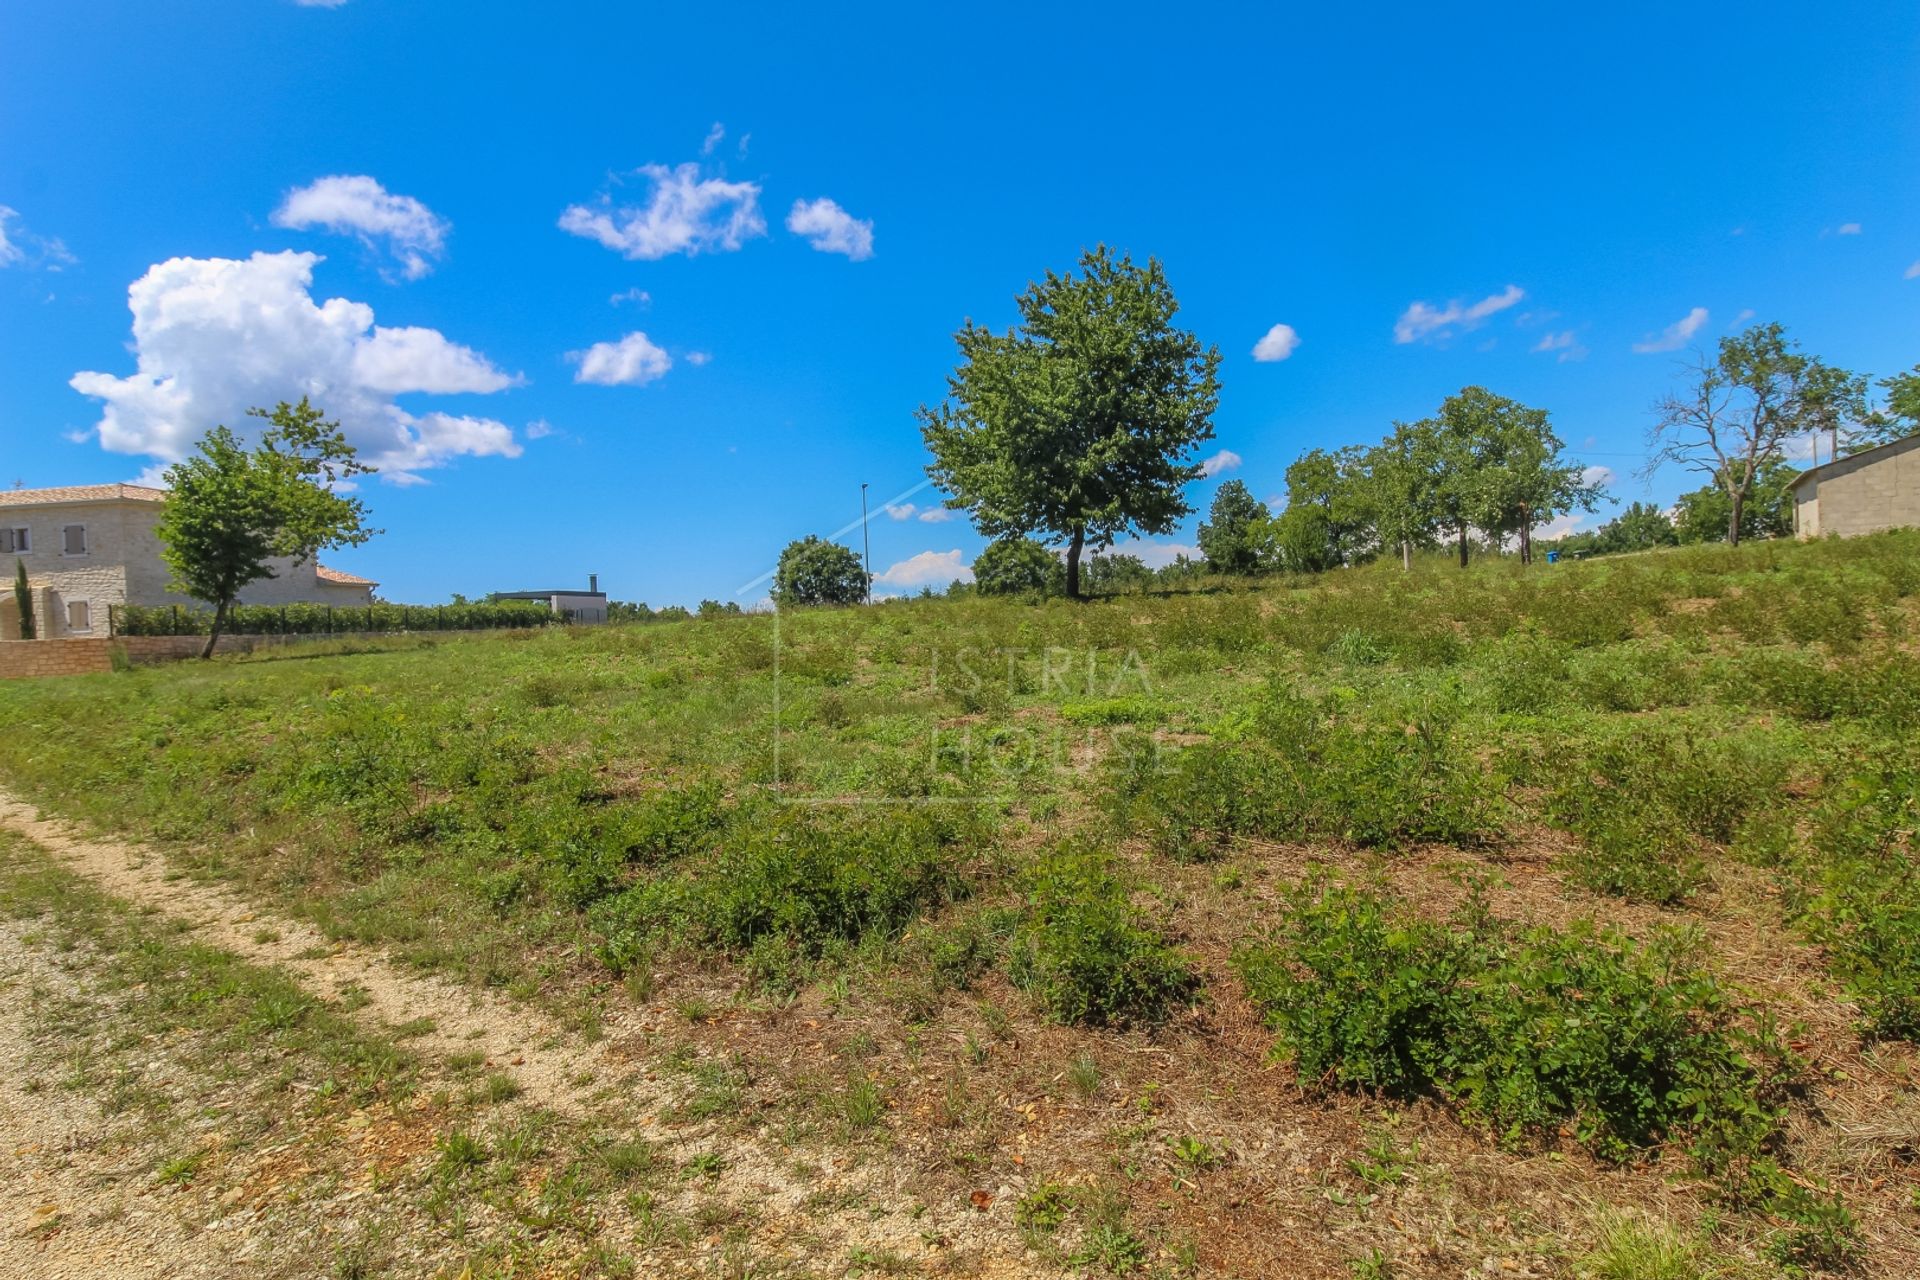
860 482 872 605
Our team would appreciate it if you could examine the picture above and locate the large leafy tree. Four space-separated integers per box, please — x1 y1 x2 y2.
157 398 375 656
1647 323 1865 545
918 247 1222 598
1443 387 1601 564
1196 479 1272 575
772 536 868 606
1361 422 1443 570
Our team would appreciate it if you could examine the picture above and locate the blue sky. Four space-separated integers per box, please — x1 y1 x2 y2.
3 1 1917 606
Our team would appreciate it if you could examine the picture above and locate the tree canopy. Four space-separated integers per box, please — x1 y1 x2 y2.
918 246 1221 598
1647 323 1864 545
772 536 868 607
157 398 375 656
1196 480 1272 575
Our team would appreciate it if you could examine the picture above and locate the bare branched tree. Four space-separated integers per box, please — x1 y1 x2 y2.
1645 323 1865 545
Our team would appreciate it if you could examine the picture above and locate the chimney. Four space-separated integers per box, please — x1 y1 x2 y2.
589 573 599 594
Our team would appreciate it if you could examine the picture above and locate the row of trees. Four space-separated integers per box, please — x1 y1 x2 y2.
1195 387 1602 576
778 257 1920 607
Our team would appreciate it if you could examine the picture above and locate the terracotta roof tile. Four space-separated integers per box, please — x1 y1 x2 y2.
315 564 378 586
0 483 168 508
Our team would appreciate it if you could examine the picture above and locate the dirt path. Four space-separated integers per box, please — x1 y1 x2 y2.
0 793 628 1116
0 924 232 1280
0 790 1030 1276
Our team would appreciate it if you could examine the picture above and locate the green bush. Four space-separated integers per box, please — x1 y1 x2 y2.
1008 844 1197 1025
587 806 980 980
1799 754 1920 1039
1235 879 1794 1165
1116 690 1499 858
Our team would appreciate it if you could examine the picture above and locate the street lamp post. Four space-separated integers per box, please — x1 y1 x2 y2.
860 482 872 605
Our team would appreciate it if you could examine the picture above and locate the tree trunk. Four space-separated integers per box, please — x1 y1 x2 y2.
1065 526 1085 600
1457 523 1469 568
1727 491 1744 547
201 598 229 659
1519 521 1532 566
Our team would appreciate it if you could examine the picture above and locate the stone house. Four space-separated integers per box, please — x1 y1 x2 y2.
0 483 376 639
1791 432 1920 539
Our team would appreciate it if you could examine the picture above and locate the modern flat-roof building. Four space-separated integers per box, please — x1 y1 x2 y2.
1791 432 1920 539
492 576 607 624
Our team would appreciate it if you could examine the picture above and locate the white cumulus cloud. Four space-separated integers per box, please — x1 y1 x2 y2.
1393 284 1525 344
1199 449 1242 477
272 175 450 280
1102 539 1200 569
559 163 765 261
1580 465 1615 489
1836 222 1862 235
1251 323 1299 362
875 549 970 588
883 503 918 520
570 331 672 386
918 507 955 523
1632 306 1709 354
1906 261 1920 281
69 250 521 483
786 197 874 260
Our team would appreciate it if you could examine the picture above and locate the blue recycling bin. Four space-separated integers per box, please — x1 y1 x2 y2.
1545 549 1561 564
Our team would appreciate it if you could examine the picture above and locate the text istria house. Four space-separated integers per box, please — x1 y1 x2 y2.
1 483 376 639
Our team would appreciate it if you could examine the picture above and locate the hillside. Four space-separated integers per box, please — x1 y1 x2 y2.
2 533 1919 1278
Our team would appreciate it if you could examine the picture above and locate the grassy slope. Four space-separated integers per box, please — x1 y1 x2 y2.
2 533 1919 1276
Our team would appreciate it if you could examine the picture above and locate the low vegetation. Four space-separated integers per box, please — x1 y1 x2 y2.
4 530 1920 1274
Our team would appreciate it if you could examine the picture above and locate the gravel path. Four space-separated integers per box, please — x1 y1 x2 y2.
0 791 625 1115
0 924 230 1280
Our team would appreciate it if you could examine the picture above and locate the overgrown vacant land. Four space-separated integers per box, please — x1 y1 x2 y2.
4 534 1920 1278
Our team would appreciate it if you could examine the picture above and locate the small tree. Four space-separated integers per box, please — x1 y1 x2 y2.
972 537 1059 596
773 536 868 606
1197 480 1273 575
1446 387 1601 564
1363 422 1444 570
1647 323 1865 546
1597 501 1678 553
1856 364 1920 452
1082 552 1152 595
157 398 375 656
1271 447 1373 572
1672 458 1796 543
919 247 1221 598
11 558 33 640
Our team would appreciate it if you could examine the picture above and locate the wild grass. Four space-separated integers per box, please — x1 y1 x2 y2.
4 530 1920 1269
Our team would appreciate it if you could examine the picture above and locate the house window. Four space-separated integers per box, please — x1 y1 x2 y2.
67 601 91 632
0 527 27 554
62 524 87 556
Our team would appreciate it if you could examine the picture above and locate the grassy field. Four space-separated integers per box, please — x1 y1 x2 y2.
3 532 1920 1276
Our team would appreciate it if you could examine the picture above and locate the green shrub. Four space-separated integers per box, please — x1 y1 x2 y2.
1235 878 1793 1165
1009 844 1197 1026
1799 754 1920 1039
587 806 980 980
1117 690 1499 857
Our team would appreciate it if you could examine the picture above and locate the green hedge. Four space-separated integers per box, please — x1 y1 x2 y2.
111 600 561 637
